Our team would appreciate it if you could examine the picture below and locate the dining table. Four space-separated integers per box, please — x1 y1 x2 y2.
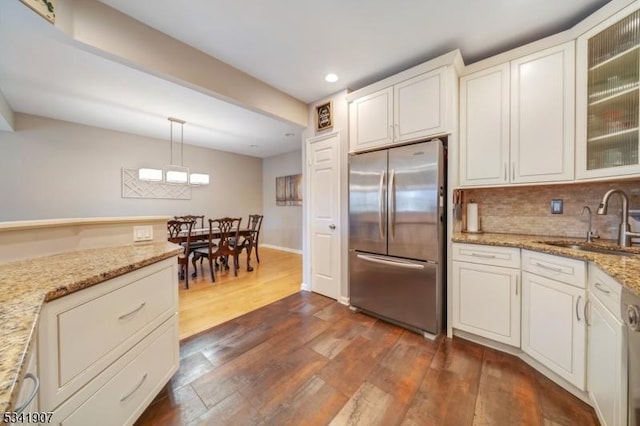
175 227 256 274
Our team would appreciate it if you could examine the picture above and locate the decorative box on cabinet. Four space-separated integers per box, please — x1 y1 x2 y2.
587 264 627 426
38 257 179 425
452 243 521 347
576 3 640 179
459 41 575 186
521 250 586 390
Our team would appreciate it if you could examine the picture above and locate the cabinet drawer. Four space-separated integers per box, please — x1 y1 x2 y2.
51 315 179 426
58 265 174 386
39 258 178 411
522 250 586 288
452 243 520 268
588 263 622 317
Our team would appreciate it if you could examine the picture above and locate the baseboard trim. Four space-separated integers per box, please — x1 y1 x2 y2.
259 244 302 255
300 282 311 291
339 296 350 306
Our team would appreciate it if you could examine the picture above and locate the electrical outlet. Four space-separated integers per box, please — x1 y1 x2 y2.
133 225 153 242
551 199 563 214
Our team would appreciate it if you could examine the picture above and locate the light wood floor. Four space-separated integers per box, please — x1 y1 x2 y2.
178 246 302 340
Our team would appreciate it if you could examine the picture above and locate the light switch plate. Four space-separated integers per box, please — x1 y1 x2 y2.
551 199 563 214
133 225 153 242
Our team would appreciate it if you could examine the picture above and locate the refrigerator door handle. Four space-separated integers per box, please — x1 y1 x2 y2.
356 254 425 270
389 168 396 239
378 170 386 240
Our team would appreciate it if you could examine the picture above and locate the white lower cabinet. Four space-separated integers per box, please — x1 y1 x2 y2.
452 244 521 347
521 271 586 389
453 243 631 421
49 315 178 425
38 257 179 426
587 264 627 426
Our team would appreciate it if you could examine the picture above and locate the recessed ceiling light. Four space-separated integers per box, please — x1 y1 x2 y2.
324 73 338 83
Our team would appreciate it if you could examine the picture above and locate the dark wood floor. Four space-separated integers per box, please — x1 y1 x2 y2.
135 291 599 426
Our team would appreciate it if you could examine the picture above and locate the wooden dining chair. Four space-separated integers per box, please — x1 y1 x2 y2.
167 218 195 289
192 217 244 282
174 215 208 249
247 214 264 263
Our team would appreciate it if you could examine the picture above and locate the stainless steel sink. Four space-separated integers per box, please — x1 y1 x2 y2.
541 241 638 257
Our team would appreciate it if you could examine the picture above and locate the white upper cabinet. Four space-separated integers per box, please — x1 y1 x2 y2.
459 42 575 186
576 4 640 179
394 69 447 142
511 43 575 183
459 64 510 186
349 87 394 151
349 66 448 152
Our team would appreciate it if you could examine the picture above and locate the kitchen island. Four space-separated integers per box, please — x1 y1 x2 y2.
0 241 182 415
0 216 181 422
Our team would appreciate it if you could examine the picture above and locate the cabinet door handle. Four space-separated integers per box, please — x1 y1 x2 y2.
118 302 146 320
584 300 590 326
533 261 563 273
512 161 515 181
120 373 148 402
595 282 611 294
14 373 39 414
470 252 496 259
378 170 386 240
504 163 507 181
515 275 519 296
576 295 582 321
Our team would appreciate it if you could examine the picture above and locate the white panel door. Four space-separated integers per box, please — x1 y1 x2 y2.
522 271 586 389
588 295 627 426
511 42 575 183
394 67 447 142
349 87 393 152
452 261 520 347
459 63 510 186
308 132 340 300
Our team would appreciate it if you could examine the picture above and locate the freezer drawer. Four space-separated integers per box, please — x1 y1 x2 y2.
349 251 441 334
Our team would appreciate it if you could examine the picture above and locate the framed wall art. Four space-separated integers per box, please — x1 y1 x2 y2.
275 174 302 206
315 101 333 131
20 0 55 23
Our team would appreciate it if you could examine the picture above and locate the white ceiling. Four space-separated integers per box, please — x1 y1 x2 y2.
0 0 611 158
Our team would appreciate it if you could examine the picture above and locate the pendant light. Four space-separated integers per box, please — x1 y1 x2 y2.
137 117 209 186
164 117 189 184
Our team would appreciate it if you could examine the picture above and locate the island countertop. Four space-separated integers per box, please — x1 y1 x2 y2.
452 232 640 297
0 241 182 414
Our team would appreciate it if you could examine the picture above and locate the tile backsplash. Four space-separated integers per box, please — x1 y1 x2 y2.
458 180 640 240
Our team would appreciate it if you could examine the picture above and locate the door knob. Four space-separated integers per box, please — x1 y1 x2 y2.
329 224 336 230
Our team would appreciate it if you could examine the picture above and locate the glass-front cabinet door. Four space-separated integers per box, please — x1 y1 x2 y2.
577 4 640 179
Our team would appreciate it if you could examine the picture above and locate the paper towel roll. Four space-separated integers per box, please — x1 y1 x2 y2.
467 202 479 232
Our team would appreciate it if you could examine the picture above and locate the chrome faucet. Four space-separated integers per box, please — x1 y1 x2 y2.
596 189 640 247
581 206 600 243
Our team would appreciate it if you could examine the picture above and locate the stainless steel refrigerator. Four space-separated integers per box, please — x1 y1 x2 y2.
349 139 445 336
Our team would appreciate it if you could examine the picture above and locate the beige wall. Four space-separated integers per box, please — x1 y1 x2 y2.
261 150 303 251
460 180 640 239
0 113 262 221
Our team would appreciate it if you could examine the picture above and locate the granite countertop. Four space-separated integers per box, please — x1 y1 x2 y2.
452 232 640 296
0 242 182 414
